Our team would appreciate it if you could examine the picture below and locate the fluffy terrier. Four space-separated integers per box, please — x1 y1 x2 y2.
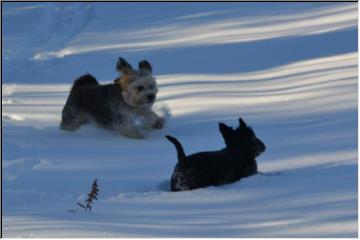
60 57 165 138
166 118 266 191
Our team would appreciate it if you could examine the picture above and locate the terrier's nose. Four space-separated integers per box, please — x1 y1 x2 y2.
147 94 155 102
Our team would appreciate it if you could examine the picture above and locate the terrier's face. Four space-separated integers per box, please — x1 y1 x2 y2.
116 58 158 108
219 118 266 157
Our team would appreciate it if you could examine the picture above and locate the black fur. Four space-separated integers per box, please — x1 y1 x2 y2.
60 74 125 130
116 57 135 76
138 60 152 73
71 73 99 91
166 118 266 191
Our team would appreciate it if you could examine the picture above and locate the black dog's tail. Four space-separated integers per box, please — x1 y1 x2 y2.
70 74 99 93
166 135 186 162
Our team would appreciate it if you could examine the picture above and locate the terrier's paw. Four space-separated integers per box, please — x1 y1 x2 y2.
120 129 144 139
153 117 165 129
127 133 144 139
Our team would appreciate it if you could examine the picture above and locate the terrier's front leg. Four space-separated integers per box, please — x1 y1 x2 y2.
153 116 165 129
143 110 165 130
113 117 144 139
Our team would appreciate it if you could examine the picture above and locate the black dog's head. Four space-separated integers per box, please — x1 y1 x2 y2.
219 118 266 157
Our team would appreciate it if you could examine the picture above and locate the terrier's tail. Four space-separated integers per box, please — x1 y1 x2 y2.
70 74 99 93
165 135 186 162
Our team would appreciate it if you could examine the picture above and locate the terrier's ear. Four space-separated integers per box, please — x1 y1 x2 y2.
219 122 233 139
116 57 133 75
239 118 247 128
139 60 152 74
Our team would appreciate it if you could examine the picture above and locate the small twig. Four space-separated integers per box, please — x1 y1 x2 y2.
78 179 99 212
77 202 86 210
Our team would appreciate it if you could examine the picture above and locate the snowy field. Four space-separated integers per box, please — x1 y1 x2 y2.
2 2 358 237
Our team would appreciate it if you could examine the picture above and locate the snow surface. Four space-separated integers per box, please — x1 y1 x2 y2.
2 2 358 237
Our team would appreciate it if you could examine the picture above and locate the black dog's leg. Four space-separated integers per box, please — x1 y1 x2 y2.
257 171 281 176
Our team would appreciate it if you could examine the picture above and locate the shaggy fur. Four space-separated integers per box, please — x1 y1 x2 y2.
60 57 164 138
166 118 266 191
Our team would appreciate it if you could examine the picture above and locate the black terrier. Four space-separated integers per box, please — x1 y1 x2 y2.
166 118 266 191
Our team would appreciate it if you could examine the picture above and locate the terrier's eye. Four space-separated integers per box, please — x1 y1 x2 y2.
149 85 154 90
137 86 144 91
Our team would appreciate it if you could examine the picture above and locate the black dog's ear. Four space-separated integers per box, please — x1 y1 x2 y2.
219 122 233 139
116 57 133 75
139 60 152 74
239 118 247 128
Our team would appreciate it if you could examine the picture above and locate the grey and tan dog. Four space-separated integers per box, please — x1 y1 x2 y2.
60 57 165 138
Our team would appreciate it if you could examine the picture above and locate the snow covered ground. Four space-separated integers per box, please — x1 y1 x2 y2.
2 2 358 237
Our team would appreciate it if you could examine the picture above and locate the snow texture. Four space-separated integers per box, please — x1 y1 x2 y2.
2 2 358 237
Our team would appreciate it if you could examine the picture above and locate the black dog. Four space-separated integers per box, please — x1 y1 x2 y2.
166 118 266 191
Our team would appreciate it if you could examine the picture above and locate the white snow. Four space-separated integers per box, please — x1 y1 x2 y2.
2 2 358 237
